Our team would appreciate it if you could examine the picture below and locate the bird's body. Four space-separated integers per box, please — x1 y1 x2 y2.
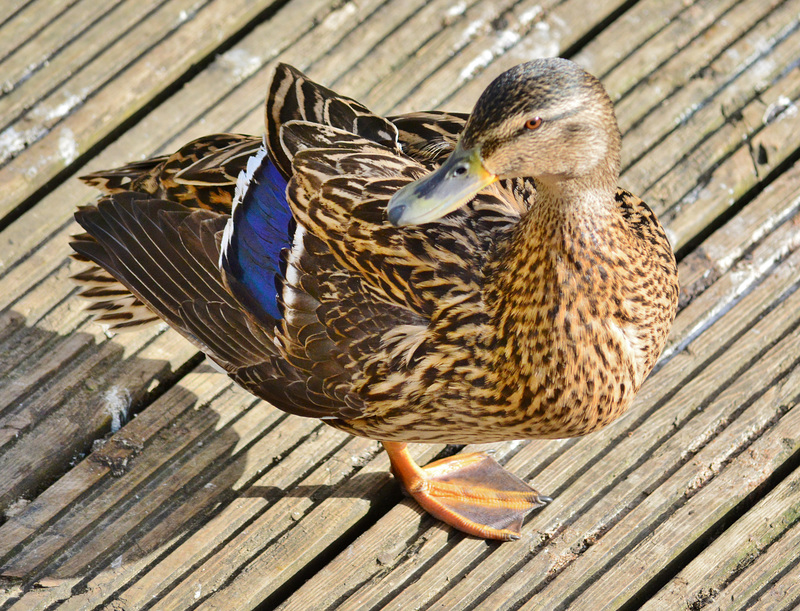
72 59 678 540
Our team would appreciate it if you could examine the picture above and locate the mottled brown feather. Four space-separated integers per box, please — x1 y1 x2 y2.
71 60 679 448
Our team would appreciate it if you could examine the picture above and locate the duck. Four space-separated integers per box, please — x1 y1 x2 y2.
71 58 679 541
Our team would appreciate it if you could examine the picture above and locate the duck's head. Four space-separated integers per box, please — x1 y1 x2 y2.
387 58 621 226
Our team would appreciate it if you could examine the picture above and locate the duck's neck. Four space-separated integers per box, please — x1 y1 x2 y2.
502 174 620 276
485 176 620 381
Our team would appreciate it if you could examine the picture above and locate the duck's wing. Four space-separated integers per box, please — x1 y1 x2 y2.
79 156 169 195
390 111 469 168
212 121 526 419
70 61 520 406
68 252 162 331
71 193 358 419
72 135 262 331
70 63 405 334
265 63 401 179
163 135 262 210
69 66 406 417
280 122 524 317
80 134 260 213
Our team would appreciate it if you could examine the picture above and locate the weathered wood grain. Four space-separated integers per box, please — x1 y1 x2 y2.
618 0 798 171
661 68 800 252
0 370 231 556
641 464 800 610
91 422 353 609
0 0 301 219
613 0 786 135
676 160 800 301
0 0 76 66
724 545 800 611
367 0 629 114
0 324 199 514
321 0 480 99
576 0 738 91
0 0 143 125
1 0 799 608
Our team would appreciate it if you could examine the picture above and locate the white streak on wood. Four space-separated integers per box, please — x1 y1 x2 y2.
104 386 132 433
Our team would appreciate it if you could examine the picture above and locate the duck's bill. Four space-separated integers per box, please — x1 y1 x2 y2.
387 143 497 226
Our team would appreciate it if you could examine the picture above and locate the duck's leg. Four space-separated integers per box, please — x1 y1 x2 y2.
383 441 550 541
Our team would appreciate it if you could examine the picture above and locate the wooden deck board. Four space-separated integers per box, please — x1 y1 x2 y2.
0 0 300 217
1 0 798 608
376 0 629 115
641 463 800 610
617 0 800 171
0 0 155 126
0 0 76 66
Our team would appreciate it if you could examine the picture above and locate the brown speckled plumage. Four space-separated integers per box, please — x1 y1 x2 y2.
286 161 677 442
71 59 678 539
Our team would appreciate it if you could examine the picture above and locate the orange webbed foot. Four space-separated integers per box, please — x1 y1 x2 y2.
383 442 550 541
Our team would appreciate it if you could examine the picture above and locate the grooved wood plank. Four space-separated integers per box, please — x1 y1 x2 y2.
0 323 199 515
0 0 293 219
321 0 483 98
676 159 800 300
378 0 628 115
84 422 347 609
606 0 800 251
576 0 738 90
641 464 800 610
0 0 76 64
1 0 799 607
728 554 800 611
613 0 787 135
0 0 130 120
2 374 245 578
659 65 800 251
618 0 799 174
0 0 341 280
0 370 232 558
154 438 400 610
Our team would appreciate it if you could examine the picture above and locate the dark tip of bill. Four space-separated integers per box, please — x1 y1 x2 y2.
539 495 554 504
387 203 405 226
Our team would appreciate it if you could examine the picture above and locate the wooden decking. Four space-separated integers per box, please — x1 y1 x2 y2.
1 0 799 608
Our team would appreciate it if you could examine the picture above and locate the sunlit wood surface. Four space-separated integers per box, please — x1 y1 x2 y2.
1 0 799 608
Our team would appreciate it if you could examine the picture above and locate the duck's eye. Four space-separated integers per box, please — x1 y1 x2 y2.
525 117 543 130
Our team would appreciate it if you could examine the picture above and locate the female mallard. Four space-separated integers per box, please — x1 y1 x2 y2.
72 58 679 541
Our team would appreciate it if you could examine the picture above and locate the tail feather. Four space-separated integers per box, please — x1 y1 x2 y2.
71 193 350 419
70 244 160 331
79 158 167 194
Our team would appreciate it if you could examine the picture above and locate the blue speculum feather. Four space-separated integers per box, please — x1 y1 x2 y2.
222 155 292 321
